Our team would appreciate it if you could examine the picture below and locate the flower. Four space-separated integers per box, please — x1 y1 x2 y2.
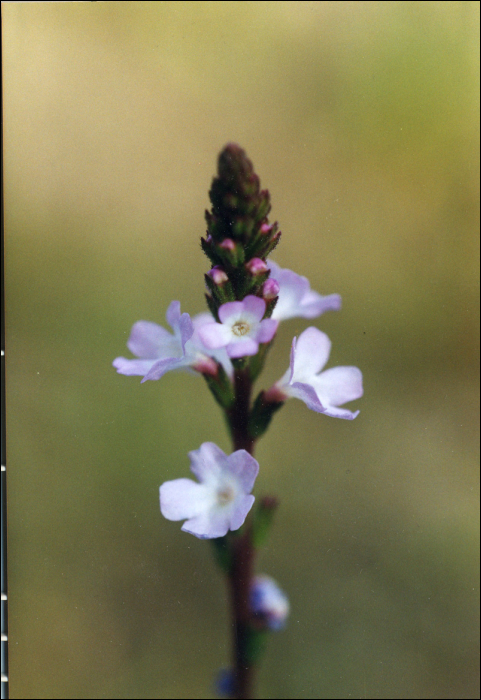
268 327 363 419
268 260 341 321
113 301 232 382
159 442 259 539
251 575 290 630
198 295 278 359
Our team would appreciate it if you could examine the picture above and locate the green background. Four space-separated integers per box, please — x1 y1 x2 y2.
4 2 479 698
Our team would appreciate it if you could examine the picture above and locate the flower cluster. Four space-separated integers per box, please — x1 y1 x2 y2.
113 145 363 692
113 144 363 540
113 260 361 423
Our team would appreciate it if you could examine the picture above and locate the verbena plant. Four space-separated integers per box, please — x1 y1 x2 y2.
113 144 363 699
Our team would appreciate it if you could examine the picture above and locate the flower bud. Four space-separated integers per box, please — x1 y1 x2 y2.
262 278 280 300
204 145 274 252
260 222 274 236
219 238 235 251
263 384 288 404
251 574 289 631
246 258 268 276
208 266 229 286
192 355 219 378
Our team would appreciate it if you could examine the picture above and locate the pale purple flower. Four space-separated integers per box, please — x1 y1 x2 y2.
198 295 278 359
270 327 363 419
251 575 290 631
191 312 234 378
268 260 341 321
113 301 232 382
159 442 259 539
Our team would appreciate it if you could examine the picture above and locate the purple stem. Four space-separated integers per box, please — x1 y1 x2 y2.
227 366 256 699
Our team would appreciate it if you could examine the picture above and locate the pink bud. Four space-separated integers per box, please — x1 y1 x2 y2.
246 258 268 276
262 278 280 300
219 238 236 251
208 267 229 285
260 223 273 235
263 384 288 404
192 356 219 378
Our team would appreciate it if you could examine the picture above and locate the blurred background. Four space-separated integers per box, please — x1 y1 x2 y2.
3 2 479 698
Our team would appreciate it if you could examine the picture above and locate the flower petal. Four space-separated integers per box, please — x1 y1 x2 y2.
241 295 266 322
141 357 186 383
225 450 260 492
112 357 157 376
160 479 213 520
312 366 363 407
257 318 278 344
178 312 195 351
319 405 360 420
182 510 231 539
191 311 216 329
291 327 331 381
299 291 342 318
228 495 255 531
268 260 340 321
126 321 174 359
189 442 227 483
165 300 194 349
226 338 259 358
198 322 233 349
218 301 245 324
288 381 327 413
270 272 308 320
165 300 182 329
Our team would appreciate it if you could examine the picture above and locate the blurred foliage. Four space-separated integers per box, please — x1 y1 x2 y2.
4 2 479 698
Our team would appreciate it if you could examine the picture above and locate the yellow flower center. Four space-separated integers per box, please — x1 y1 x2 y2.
232 321 250 337
217 486 235 506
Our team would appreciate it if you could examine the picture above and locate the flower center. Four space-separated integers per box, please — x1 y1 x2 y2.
217 486 235 506
232 320 250 337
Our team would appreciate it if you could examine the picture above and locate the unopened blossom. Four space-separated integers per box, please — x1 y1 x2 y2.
268 326 362 419
268 260 341 321
251 575 290 631
113 301 232 382
207 266 229 285
262 278 280 300
160 442 259 539
198 295 278 359
245 257 268 276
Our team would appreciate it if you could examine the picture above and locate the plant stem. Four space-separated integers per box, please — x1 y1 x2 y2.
228 525 255 699
229 366 255 454
228 365 256 698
